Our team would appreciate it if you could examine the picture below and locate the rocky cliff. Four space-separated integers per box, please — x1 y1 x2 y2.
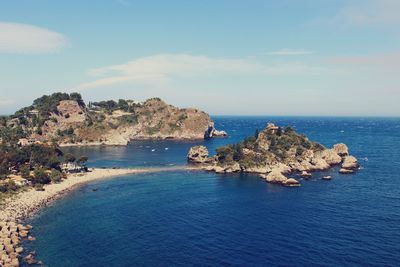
4 93 225 146
188 123 359 186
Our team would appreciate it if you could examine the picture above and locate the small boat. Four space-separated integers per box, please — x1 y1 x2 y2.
323 176 332 180
151 149 156 152
165 147 169 150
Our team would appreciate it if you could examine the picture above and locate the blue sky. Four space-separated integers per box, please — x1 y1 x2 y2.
0 0 399 116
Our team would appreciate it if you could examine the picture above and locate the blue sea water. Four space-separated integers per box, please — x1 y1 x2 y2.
23 117 400 266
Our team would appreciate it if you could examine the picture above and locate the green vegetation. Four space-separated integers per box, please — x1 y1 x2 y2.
30 92 85 117
32 167 51 185
50 169 63 183
0 141 83 194
91 99 140 113
214 125 326 167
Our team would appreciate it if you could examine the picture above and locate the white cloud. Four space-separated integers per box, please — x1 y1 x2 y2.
332 0 400 26
79 54 321 89
266 49 314 56
0 22 67 53
0 99 14 106
329 53 400 67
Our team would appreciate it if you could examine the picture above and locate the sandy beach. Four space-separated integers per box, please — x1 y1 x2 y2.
0 166 192 223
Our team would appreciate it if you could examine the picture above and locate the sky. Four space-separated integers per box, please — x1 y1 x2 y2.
0 0 399 116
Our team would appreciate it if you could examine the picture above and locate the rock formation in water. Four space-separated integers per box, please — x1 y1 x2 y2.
187 123 359 186
1 92 226 146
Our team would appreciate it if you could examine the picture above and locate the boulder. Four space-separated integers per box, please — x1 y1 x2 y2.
321 149 342 165
310 157 330 170
224 162 241 173
4 244 14 254
339 168 354 174
342 156 359 170
283 178 300 187
263 170 288 184
187 146 210 163
214 166 226 174
10 258 19 267
242 165 270 173
212 129 228 137
300 171 312 178
19 231 28 238
204 125 228 139
333 143 349 157
24 253 38 265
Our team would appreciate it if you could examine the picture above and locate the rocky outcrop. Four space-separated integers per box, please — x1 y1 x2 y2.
204 125 228 139
342 156 359 170
262 170 288 184
283 178 301 187
188 123 359 187
321 149 342 165
333 143 349 157
339 168 354 174
339 155 359 174
187 146 211 163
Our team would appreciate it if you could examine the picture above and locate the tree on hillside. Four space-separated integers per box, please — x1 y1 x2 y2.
32 167 51 185
77 156 88 169
64 153 76 165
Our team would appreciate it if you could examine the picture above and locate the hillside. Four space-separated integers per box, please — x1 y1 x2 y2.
188 123 359 186
1 93 226 146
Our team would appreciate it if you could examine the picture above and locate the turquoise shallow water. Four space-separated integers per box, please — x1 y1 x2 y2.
23 117 400 266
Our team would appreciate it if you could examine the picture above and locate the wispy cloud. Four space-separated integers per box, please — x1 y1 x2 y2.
0 22 68 54
0 99 14 106
79 54 321 89
330 0 400 26
266 49 314 56
329 53 400 68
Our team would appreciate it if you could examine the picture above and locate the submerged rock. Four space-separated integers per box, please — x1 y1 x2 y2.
300 171 312 178
339 168 354 174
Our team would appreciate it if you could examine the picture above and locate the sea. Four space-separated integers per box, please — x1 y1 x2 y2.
22 116 400 267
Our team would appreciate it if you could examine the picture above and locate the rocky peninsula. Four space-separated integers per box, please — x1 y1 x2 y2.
188 123 359 186
2 92 227 147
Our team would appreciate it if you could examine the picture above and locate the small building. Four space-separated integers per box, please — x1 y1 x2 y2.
29 109 39 115
17 138 32 147
17 138 40 147
11 176 30 186
62 163 86 174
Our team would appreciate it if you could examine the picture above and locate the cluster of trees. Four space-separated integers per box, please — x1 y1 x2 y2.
89 99 139 113
0 142 87 193
0 143 62 177
31 92 85 117
4 92 86 139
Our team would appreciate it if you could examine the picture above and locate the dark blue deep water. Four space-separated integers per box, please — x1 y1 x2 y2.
24 117 400 266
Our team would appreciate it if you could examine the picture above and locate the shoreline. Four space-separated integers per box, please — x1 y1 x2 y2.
0 166 195 223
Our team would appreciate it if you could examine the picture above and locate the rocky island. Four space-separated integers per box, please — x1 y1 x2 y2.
188 123 359 186
1 92 226 147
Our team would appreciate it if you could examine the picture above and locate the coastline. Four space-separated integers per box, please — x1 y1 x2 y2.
0 166 194 223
